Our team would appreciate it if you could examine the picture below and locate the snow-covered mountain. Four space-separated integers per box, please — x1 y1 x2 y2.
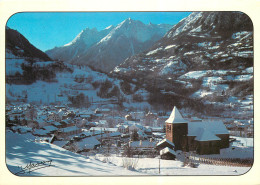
6 27 52 61
46 18 172 72
6 26 151 109
113 12 253 118
6 27 71 84
45 26 114 64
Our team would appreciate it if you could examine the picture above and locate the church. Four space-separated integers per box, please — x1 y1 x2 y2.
165 107 229 155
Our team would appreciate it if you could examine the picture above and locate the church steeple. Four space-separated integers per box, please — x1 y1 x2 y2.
165 106 188 150
166 106 187 124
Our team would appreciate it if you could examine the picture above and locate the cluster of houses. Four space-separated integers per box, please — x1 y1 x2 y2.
6 103 234 159
6 104 166 154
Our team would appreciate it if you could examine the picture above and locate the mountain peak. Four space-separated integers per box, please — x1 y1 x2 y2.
83 27 98 32
105 25 114 30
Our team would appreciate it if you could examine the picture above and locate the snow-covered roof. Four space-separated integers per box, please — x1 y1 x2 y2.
104 128 118 132
137 130 148 138
166 106 187 124
96 132 121 139
77 137 100 150
160 147 176 155
129 123 144 130
130 141 156 148
89 127 105 131
194 128 221 141
62 126 79 133
157 138 175 147
98 120 107 125
43 125 58 132
52 121 62 126
79 115 91 118
190 117 202 122
188 120 229 137
12 126 32 133
33 129 48 136
52 140 68 148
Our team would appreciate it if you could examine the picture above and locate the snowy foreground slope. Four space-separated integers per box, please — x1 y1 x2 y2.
6 131 251 176
6 131 143 176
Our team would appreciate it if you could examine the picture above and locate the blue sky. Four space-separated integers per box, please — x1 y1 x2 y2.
7 12 192 51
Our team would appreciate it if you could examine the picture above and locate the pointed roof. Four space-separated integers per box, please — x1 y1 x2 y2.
166 106 187 124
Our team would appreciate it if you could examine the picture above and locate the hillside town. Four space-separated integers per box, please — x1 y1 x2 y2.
6 103 253 159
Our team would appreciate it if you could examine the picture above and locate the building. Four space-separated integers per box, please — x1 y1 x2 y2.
47 112 61 122
165 106 229 155
129 140 156 154
160 147 176 160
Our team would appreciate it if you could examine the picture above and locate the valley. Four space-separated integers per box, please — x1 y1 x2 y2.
5 11 254 176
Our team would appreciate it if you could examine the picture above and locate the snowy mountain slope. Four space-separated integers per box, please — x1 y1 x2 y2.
112 11 253 117
6 27 52 61
45 26 114 63
115 12 253 77
6 131 144 176
46 18 172 72
5 27 74 85
6 63 151 110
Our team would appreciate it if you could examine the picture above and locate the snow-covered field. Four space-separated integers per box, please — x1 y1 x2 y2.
6 131 252 176
93 156 251 175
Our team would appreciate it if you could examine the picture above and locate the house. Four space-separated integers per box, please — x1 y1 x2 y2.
95 108 110 114
116 124 129 134
12 126 31 134
156 138 175 151
52 140 68 148
74 117 87 128
33 125 58 137
129 112 145 121
76 136 101 152
165 106 229 155
47 112 61 122
89 127 105 136
144 111 158 126
129 123 143 133
160 147 176 160
129 140 156 154
57 125 82 138
27 120 39 129
125 114 133 121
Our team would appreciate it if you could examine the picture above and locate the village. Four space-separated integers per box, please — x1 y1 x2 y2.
5 102 253 168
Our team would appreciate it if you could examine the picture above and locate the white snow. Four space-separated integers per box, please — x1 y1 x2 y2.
105 25 113 30
164 45 176 50
188 121 229 138
179 71 208 79
146 47 163 56
231 136 253 147
6 131 252 176
157 138 175 147
166 106 187 124
6 132 144 176
160 147 176 155
76 136 100 150
167 12 203 38
234 74 253 81
194 128 221 141
93 155 251 175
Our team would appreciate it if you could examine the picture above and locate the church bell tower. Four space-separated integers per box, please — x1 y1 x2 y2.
165 106 188 150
